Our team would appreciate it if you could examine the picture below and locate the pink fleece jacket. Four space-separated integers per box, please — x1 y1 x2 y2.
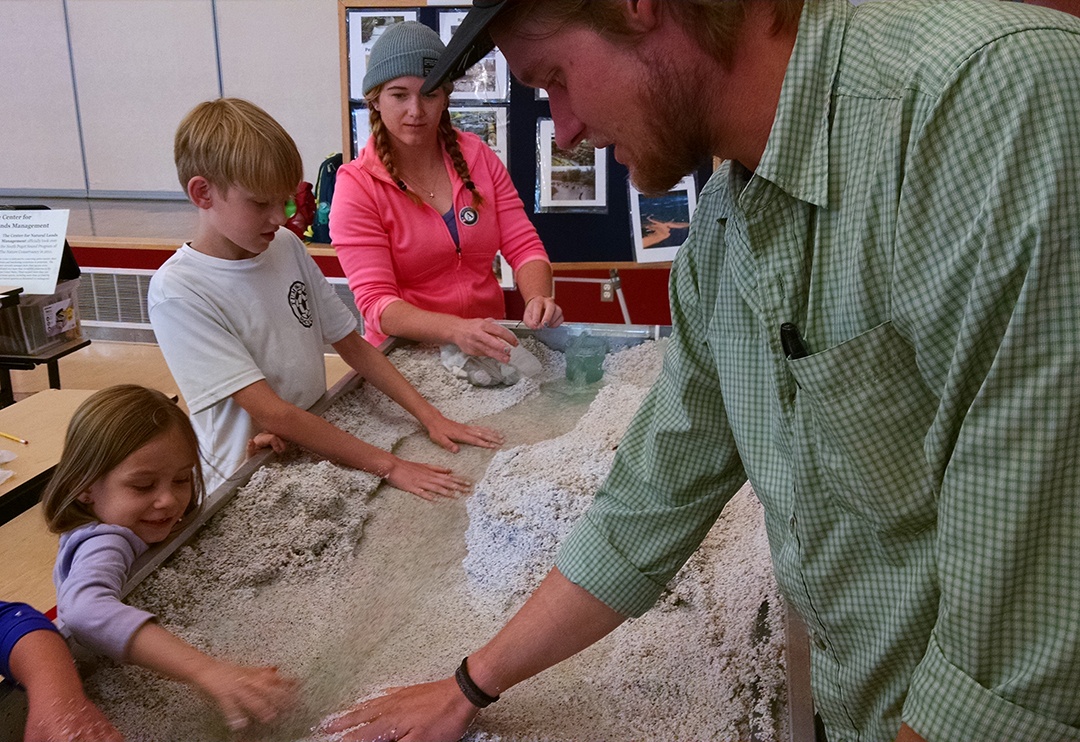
330 131 551 347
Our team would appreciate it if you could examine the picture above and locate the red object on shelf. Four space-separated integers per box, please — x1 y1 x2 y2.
285 181 315 240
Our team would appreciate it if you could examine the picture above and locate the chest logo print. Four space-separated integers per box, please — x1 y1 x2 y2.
288 280 313 328
459 206 479 226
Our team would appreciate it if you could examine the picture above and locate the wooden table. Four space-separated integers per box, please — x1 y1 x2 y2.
0 389 94 612
0 388 95 524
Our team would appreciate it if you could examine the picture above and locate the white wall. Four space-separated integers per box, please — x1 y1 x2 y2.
0 0 342 198
0 0 86 193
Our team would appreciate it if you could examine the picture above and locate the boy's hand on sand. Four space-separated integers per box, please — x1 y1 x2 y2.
425 416 504 453
384 458 472 501
24 693 124 742
246 432 288 458
321 678 477 742
195 661 297 731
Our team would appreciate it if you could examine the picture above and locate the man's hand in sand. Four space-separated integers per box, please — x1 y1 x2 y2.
322 679 477 742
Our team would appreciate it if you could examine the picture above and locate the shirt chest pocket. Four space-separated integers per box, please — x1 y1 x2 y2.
788 321 939 537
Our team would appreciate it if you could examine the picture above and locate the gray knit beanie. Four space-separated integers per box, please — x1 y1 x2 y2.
362 21 446 96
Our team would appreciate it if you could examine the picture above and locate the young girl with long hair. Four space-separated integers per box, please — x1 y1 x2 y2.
42 384 295 732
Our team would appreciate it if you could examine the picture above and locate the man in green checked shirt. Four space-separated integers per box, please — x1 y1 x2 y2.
324 1 1080 740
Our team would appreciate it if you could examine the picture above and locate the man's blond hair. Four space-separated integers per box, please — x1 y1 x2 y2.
174 97 303 198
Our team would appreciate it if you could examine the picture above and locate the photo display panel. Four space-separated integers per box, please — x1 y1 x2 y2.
344 4 712 263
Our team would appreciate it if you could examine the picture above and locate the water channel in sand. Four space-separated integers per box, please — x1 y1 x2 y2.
65 337 789 741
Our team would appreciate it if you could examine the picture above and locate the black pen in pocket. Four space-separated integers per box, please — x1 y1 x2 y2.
780 322 809 360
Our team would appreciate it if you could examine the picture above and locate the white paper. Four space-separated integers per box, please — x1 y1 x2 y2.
0 450 16 464
0 209 69 294
509 343 542 378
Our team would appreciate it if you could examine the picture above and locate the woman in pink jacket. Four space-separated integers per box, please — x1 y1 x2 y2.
330 21 563 362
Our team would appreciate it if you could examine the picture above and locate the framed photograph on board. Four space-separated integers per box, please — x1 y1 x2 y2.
629 175 697 263
450 107 508 166
352 107 371 155
536 118 607 211
347 10 418 101
439 11 509 102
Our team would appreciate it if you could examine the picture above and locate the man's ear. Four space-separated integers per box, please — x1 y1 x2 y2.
187 176 215 210
626 0 661 33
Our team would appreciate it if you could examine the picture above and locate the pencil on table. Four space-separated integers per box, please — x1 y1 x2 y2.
0 431 28 445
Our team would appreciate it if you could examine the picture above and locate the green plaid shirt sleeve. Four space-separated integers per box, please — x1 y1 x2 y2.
557 1 1080 740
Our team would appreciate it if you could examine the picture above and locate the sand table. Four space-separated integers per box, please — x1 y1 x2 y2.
74 336 787 741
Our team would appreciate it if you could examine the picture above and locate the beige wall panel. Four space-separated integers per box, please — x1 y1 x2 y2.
0 0 85 192
215 0 342 186
67 0 220 195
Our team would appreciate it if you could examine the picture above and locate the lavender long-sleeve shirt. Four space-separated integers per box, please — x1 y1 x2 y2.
53 523 153 660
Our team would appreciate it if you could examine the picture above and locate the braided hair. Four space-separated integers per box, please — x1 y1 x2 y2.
366 83 485 211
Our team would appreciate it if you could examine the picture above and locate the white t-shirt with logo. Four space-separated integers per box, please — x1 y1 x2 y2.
148 230 357 491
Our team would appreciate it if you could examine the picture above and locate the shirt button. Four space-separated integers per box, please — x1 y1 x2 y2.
812 634 827 651
788 514 797 534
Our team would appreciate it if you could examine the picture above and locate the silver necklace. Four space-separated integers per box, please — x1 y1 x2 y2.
404 178 435 198
400 167 443 199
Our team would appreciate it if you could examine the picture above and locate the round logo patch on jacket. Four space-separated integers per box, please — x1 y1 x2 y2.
289 281 313 327
459 206 479 226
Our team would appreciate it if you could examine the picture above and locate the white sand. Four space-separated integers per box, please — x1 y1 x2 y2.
77 337 787 741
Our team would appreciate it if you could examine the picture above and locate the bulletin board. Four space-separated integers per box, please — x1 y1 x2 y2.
337 1 713 264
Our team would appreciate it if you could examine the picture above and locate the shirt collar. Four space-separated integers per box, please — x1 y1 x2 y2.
752 0 853 209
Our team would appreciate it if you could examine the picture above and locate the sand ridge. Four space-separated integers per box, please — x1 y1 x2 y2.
75 337 787 741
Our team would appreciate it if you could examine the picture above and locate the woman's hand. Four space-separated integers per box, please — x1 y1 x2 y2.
425 415 504 453
451 318 518 364
192 660 298 732
321 678 479 742
522 296 564 331
382 457 473 501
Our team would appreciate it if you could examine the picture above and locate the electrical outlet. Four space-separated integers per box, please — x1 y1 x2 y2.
600 281 614 302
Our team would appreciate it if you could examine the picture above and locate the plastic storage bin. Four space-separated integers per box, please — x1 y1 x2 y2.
0 278 82 355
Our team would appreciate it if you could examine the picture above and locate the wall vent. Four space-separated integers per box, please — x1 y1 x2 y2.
77 267 363 340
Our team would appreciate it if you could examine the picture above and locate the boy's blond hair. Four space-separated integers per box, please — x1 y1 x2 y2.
174 97 303 199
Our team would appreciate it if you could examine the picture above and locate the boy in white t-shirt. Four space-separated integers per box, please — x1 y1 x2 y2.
149 97 502 494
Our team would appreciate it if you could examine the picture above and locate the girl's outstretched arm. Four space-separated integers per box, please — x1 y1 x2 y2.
126 621 297 732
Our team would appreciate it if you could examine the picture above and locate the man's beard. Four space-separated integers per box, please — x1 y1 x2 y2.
627 55 714 196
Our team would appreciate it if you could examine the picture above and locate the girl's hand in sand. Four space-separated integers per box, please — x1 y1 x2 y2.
194 661 297 731
423 415 504 453
321 679 477 742
383 458 472 501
